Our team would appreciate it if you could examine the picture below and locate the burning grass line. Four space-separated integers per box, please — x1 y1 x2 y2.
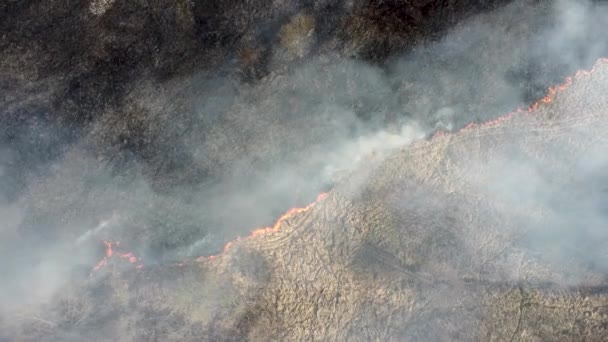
90 57 608 274
91 192 328 273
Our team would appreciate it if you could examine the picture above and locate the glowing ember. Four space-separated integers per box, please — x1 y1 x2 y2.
208 191 329 258
223 241 235 253
91 240 144 273
433 58 608 138
91 192 329 271
91 57 608 273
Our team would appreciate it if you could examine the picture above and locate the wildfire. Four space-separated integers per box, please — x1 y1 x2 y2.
205 191 329 258
250 192 329 239
91 57 608 274
91 240 144 272
433 58 608 137
92 192 329 272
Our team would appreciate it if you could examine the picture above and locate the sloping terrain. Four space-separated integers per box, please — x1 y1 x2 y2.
3 1 608 341
0 0 513 200
6 59 608 341
6 0 608 264
3 0 524 260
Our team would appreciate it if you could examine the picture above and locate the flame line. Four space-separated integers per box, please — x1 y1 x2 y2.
432 58 608 138
196 192 328 262
91 57 608 273
91 192 328 272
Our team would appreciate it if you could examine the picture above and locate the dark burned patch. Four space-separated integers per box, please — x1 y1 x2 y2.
238 45 272 83
0 0 551 206
341 0 514 62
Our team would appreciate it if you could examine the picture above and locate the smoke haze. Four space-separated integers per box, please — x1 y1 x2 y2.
1 0 608 339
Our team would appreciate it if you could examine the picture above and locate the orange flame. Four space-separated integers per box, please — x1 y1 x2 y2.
91 192 329 272
250 192 328 238
91 240 144 273
92 57 608 273
433 58 608 138
208 191 328 257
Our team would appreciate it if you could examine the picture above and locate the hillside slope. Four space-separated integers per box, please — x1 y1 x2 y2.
6 60 608 341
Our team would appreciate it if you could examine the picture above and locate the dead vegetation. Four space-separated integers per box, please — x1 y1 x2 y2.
4 0 608 340
27 59 606 340
279 14 316 59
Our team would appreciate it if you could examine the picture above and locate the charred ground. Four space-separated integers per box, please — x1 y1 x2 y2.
2 0 608 341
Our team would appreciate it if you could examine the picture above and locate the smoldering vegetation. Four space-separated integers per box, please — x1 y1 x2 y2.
1 0 608 339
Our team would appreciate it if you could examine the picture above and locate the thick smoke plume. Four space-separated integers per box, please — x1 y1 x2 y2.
1 0 608 339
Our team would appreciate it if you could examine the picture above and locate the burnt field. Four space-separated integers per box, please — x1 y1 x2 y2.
2 0 608 340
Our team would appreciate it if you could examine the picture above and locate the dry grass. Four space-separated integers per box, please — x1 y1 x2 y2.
279 14 315 58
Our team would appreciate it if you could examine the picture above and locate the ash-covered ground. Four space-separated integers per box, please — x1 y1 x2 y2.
1 0 608 340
